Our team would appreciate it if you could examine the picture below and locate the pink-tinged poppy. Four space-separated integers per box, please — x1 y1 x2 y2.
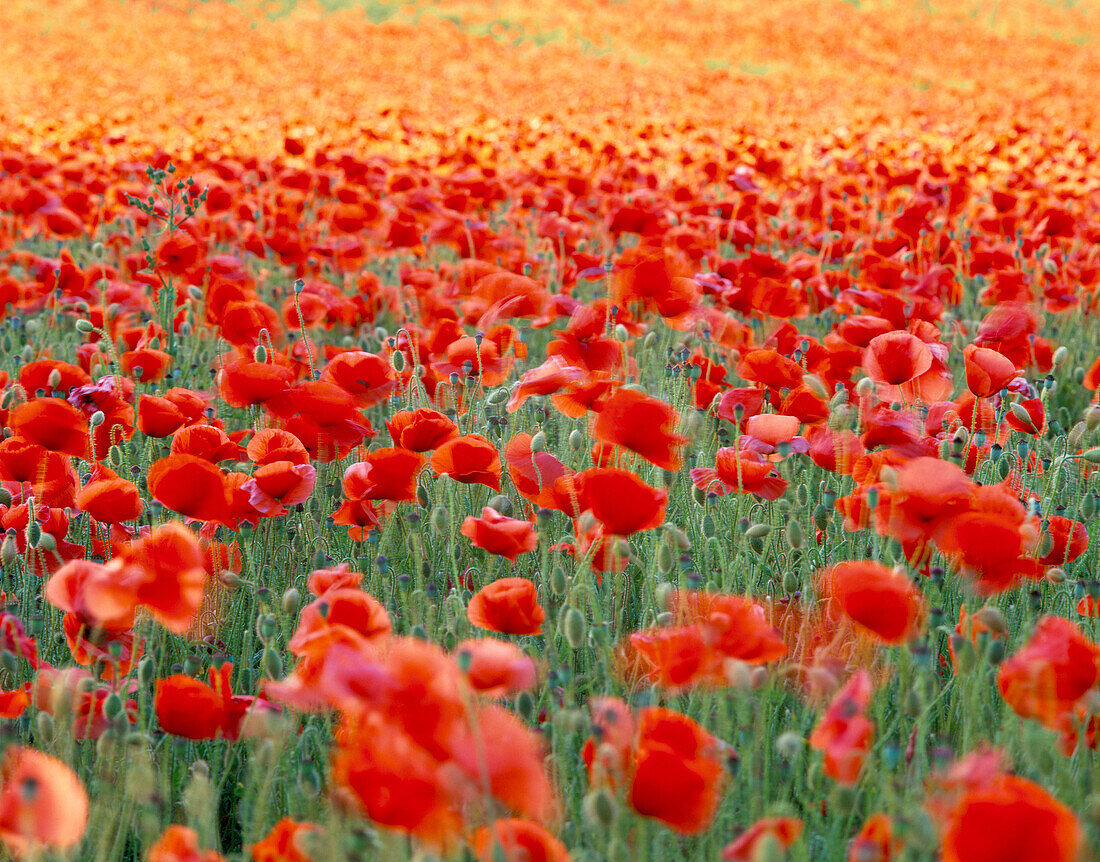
810 670 874 784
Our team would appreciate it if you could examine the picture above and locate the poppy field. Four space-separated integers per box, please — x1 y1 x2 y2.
2 0 1100 859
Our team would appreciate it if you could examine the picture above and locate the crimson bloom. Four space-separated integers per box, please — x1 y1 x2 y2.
592 388 686 471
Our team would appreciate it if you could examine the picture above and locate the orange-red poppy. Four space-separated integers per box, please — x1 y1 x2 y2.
592 388 686 471
467 578 545 636
460 507 538 562
817 561 925 645
0 747 88 857
431 434 502 490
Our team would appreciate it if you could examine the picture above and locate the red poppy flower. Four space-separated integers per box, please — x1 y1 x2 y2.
817 561 925 645
997 615 1100 727
454 639 537 697
1037 516 1088 566
170 424 244 462
574 467 667 536
963 344 1017 398
156 663 274 741
628 707 725 834
505 433 576 514
467 578 545 635
243 460 317 516
691 446 788 500
810 670 874 784
342 448 424 503
0 747 89 856
218 358 295 408
863 331 932 387
149 825 227 862
251 818 319 862
75 470 143 523
386 408 459 452
593 389 686 471
460 507 538 562
722 816 803 861
470 819 569 862
319 350 397 407
288 588 392 657
148 454 228 523
9 398 88 458
431 435 502 490
246 428 310 466
848 813 900 862
941 775 1081 862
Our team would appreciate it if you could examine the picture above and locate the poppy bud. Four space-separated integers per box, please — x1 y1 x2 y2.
568 429 585 451
253 344 267 363
89 410 105 428
486 386 509 405
701 514 716 538
35 710 54 741
782 570 801 594
103 692 124 721
997 457 1012 479
0 534 17 566
530 431 546 453
583 789 617 828
1069 422 1087 449
262 647 283 679
985 639 1006 665
256 614 278 642
75 319 95 334
563 608 586 649
430 507 450 534
785 520 804 549
951 634 978 673
1052 345 1068 367
25 521 41 549
515 690 535 722
776 730 803 759
297 761 322 796
1085 405 1100 432
96 729 117 760
657 543 674 574
486 494 513 517
1082 447 1100 464
281 588 300 616
411 624 428 641
614 324 629 341
745 523 771 539
0 488 10 507
550 566 567 596
655 581 674 610
691 485 707 505
219 571 243 589
1046 566 1066 584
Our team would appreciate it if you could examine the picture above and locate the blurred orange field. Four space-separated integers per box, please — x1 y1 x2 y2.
3 0 1098 181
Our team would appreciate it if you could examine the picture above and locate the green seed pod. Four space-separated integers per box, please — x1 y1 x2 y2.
775 731 803 759
262 647 283 679
253 344 267 363
550 566 567 596
281 588 300 617
782 570 801 594
487 494 513 517
657 542 674 575
430 507 450 534
108 444 123 467
75 319 95 334
516 691 535 722
25 521 41 548
183 655 202 677
812 503 830 531
530 431 546 453
691 485 707 505
748 535 765 554
745 523 771 539
486 386 510 405
411 624 429 641
583 789 617 828
138 657 156 688
997 456 1012 479
701 514 716 538
103 692 124 720
786 520 804 550
390 350 405 372
795 483 810 507
563 608 586 650
655 581 675 609
35 710 54 741
1 535 18 566
568 429 585 451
